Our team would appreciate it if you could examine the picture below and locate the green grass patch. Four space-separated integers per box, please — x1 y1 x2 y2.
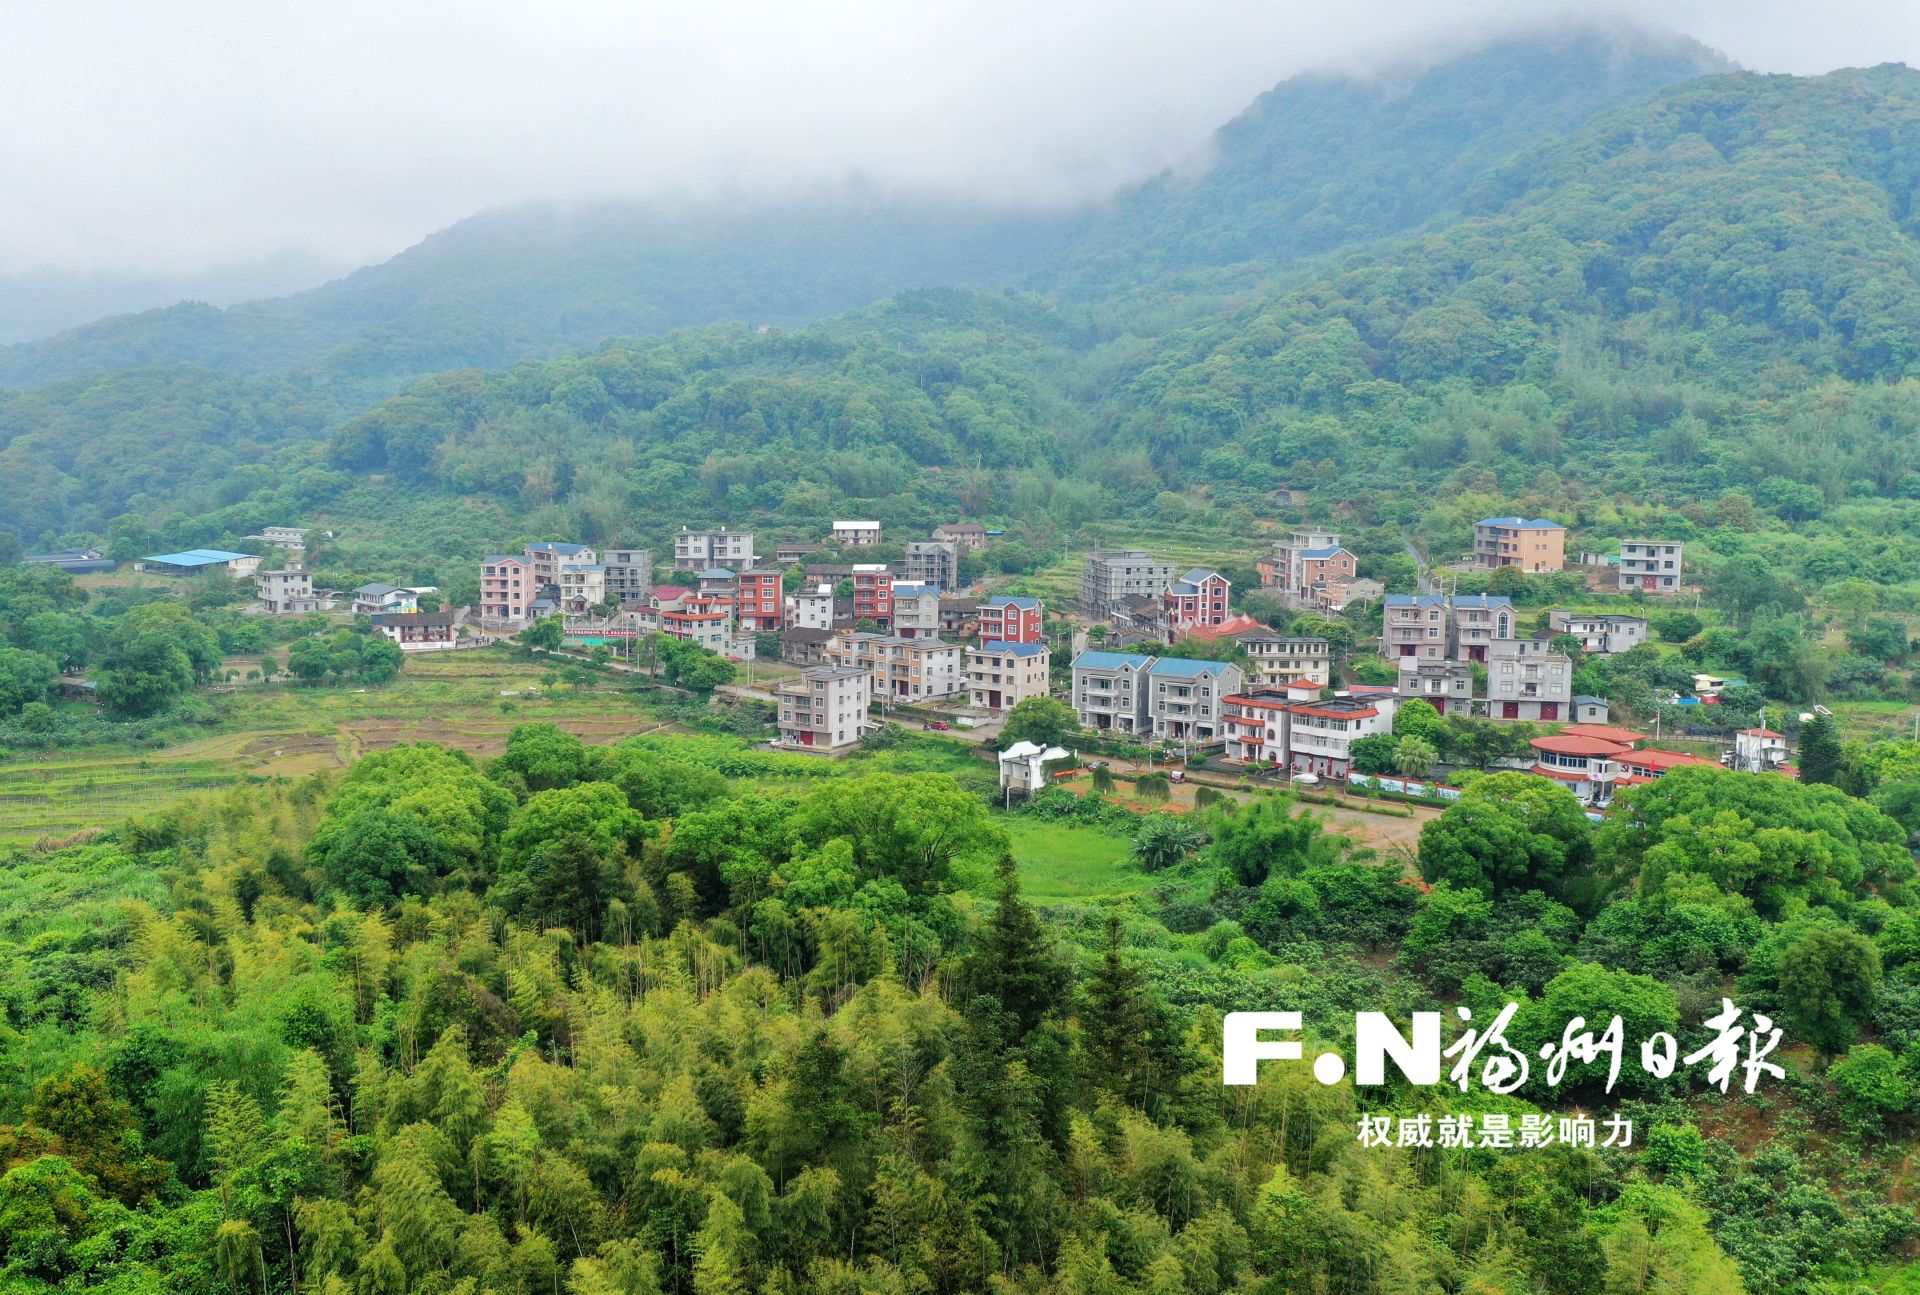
988 817 1145 902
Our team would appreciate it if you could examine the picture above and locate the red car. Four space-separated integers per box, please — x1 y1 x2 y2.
924 720 951 730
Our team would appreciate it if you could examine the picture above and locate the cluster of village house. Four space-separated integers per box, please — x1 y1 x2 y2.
30 529 470 654
1079 521 1766 800
35 514 1779 800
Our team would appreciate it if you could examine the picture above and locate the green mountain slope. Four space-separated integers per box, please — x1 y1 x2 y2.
1097 63 1920 463
0 198 1083 392
13 36 1920 611
0 28 1714 396
1049 28 1725 297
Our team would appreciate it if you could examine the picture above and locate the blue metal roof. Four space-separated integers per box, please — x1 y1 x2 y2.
1073 650 1153 670
697 566 736 579
528 541 591 553
144 549 252 566
1150 657 1232 678
1298 545 1346 559
1453 594 1513 610
1384 594 1447 607
978 639 1047 657
1476 516 1564 529
985 594 1040 609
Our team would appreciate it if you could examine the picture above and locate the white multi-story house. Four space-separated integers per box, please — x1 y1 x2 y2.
256 566 320 615
1144 657 1244 745
825 632 964 700
660 607 731 652
967 641 1050 712
674 527 754 571
526 542 596 591
353 583 418 615
1070 650 1156 734
1619 540 1684 594
889 580 943 638
1241 634 1331 687
371 610 458 652
1221 691 1296 764
1395 658 1475 714
1731 726 1792 774
1486 638 1573 722
999 741 1073 796
1278 695 1398 778
1549 611 1648 655
777 666 873 752
831 520 882 547
557 564 608 616
786 584 835 631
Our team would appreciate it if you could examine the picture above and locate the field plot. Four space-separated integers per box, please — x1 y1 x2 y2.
1023 529 1253 609
0 650 672 845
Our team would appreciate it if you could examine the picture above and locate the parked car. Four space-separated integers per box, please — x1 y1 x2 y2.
924 720 951 730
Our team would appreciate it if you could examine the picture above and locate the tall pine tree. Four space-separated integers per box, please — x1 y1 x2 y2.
968 852 1067 1038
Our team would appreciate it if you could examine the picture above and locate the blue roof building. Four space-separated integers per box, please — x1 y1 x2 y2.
140 548 256 574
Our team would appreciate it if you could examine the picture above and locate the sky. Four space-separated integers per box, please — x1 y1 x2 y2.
1 0 1916 281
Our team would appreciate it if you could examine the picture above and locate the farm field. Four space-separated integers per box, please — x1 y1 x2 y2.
0 650 676 845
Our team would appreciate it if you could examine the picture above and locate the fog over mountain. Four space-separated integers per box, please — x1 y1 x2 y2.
1 1 1914 293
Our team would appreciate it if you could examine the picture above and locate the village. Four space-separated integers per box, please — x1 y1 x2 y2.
20 511 1796 813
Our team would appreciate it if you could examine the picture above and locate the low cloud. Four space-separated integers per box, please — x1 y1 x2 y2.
1 0 1913 275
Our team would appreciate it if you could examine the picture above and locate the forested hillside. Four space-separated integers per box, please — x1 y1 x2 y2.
0 199 1083 393
10 35 1920 614
1049 29 1722 297
4 723 1918 1294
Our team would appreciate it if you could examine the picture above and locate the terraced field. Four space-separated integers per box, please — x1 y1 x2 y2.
0 651 674 846
1021 527 1257 610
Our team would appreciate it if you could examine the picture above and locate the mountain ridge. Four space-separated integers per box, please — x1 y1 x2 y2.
0 26 1720 394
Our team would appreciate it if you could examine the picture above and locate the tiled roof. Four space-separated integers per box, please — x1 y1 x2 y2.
1531 733 1630 757
1619 749 1719 772
1559 723 1646 744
